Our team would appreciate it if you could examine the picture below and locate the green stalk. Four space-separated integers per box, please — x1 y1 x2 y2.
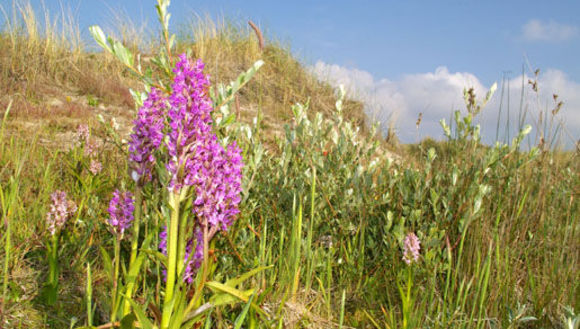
86 262 93 326
176 199 188 282
290 201 302 302
43 232 60 306
123 187 142 315
441 238 453 325
305 167 316 292
161 193 181 329
339 289 346 329
475 245 493 329
1 177 17 309
2 203 11 309
184 218 217 317
111 236 121 323
258 219 268 289
50 233 59 287
406 268 412 328
325 249 332 318
128 188 142 270
183 223 211 317
400 267 413 329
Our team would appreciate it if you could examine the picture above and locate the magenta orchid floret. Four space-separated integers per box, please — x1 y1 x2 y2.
46 190 77 236
129 88 166 184
193 139 243 231
158 226 203 284
402 232 421 265
153 54 244 283
182 229 203 284
166 54 213 192
107 190 135 236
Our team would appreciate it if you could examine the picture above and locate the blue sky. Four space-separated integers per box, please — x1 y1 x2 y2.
7 0 580 147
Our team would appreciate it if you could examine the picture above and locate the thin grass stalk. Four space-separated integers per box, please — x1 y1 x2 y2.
290 201 302 302
326 247 333 318
0 104 14 311
440 236 453 326
111 236 121 322
494 201 503 317
467 250 483 327
496 75 506 142
475 244 492 329
258 217 267 290
123 186 143 315
357 213 366 290
0 101 12 158
276 226 285 288
1 183 13 310
518 65 526 133
183 211 215 318
305 167 316 292
87 262 93 326
339 289 346 329
505 78 511 144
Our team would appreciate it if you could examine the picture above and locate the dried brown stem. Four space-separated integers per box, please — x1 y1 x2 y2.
248 20 264 51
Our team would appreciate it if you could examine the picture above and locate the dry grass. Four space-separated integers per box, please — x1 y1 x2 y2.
179 15 366 137
1 1 366 149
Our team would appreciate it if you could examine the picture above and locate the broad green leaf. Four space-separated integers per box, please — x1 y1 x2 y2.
113 41 134 68
205 281 252 302
210 289 254 306
120 313 137 329
126 298 155 329
213 60 264 109
99 246 113 280
141 249 167 266
224 265 273 288
233 294 255 329
88 25 112 53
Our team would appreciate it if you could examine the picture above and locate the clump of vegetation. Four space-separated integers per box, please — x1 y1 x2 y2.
0 1 578 328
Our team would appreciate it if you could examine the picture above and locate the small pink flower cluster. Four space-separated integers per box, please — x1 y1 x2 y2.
402 232 421 265
76 124 102 175
76 124 90 144
46 190 77 236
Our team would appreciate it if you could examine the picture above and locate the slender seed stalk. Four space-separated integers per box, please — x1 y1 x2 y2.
305 167 316 292
1 178 17 310
161 192 181 329
2 205 11 309
87 262 93 326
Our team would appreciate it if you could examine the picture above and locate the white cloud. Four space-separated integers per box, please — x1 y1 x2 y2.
522 19 578 42
310 61 580 148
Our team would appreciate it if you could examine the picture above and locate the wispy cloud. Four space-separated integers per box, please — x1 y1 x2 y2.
522 19 578 42
310 61 580 148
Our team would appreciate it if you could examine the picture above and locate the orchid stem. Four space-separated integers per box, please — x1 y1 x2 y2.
123 187 142 315
161 192 180 329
